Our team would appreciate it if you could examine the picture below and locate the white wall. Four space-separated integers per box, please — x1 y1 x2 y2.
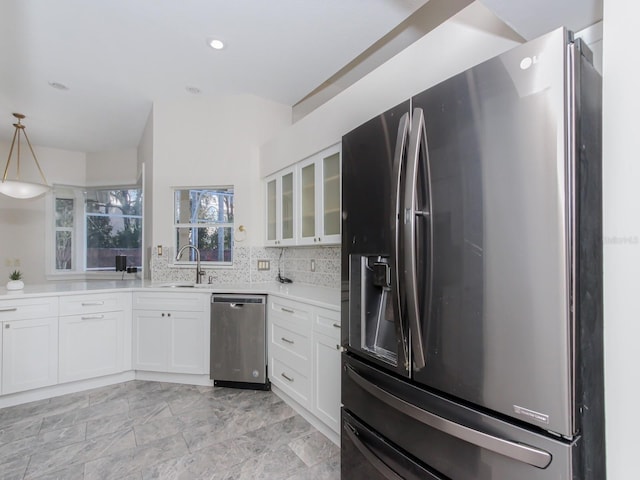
138 109 154 279
602 0 640 476
151 94 291 249
85 148 138 186
0 142 86 284
260 1 522 177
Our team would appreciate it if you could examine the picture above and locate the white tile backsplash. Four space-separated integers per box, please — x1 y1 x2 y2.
151 245 341 288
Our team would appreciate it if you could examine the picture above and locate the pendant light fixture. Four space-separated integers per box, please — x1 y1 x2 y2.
0 113 49 199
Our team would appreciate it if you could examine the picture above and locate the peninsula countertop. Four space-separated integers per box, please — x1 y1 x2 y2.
0 280 341 311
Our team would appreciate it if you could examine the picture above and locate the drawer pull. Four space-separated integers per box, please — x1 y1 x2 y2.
281 337 294 344
281 307 295 314
81 301 105 306
281 372 294 382
81 315 105 321
332 323 341 328
0 307 18 313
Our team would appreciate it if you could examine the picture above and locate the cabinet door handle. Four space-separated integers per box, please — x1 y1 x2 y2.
81 315 105 321
81 301 105 306
0 307 17 313
281 372 294 382
281 337 294 344
332 323 341 328
281 307 294 314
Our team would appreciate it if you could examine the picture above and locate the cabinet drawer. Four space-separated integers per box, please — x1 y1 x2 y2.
269 297 311 325
270 356 310 407
133 292 206 312
59 292 127 316
0 297 58 321
272 322 310 361
313 306 341 339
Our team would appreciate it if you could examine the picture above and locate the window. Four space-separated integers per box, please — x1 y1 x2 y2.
85 188 142 270
55 197 75 270
174 187 234 265
49 186 143 275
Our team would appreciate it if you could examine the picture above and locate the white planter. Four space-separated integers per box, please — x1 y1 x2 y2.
6 280 24 290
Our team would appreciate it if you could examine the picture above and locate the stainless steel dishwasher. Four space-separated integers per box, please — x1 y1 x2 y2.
210 294 270 390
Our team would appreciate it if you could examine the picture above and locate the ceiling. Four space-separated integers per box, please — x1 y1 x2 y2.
0 0 602 154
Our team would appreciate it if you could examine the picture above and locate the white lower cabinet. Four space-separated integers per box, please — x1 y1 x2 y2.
268 297 312 407
268 296 341 434
2 316 59 394
312 331 341 433
58 292 130 383
133 310 169 371
169 311 207 374
58 312 124 383
132 292 208 375
0 296 59 395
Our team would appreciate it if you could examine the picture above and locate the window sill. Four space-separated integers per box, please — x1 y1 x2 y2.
46 271 142 282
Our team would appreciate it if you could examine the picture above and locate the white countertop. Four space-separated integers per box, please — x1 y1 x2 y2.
0 280 341 311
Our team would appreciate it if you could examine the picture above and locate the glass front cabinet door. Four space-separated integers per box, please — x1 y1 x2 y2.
297 144 341 246
264 166 297 246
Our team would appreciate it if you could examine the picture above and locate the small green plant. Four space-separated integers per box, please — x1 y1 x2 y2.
9 270 22 281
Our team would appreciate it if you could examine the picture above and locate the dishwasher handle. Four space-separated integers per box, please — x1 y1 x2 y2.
212 294 266 305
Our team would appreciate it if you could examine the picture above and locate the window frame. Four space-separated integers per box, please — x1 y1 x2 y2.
84 187 143 272
45 184 144 280
172 186 235 268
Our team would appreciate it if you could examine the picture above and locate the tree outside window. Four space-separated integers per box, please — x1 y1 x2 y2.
85 188 143 270
174 187 234 264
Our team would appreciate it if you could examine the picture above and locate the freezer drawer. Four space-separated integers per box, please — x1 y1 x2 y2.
342 410 443 480
343 354 580 480
210 294 269 389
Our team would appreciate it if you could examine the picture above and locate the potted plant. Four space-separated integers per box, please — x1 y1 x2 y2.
7 270 24 290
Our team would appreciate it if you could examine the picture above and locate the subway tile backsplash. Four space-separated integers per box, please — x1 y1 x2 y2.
151 245 340 288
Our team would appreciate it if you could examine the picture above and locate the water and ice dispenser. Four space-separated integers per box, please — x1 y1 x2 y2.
348 254 400 367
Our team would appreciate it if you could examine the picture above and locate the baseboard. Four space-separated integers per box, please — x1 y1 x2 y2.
0 371 136 409
0 370 214 409
134 370 213 386
271 384 340 447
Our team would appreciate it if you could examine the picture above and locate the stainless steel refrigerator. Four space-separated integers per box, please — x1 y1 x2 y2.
340 28 604 480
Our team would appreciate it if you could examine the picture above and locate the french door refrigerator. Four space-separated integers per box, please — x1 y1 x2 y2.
341 28 604 480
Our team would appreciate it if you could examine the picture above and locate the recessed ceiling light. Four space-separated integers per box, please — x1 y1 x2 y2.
208 39 225 50
186 86 201 95
48 81 69 91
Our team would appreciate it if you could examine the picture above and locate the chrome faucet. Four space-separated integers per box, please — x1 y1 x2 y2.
176 244 204 284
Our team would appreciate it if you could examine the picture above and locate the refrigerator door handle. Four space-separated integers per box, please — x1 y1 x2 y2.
403 108 431 370
346 365 553 469
391 112 410 369
344 421 405 480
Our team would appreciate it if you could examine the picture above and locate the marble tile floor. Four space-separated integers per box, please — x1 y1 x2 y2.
0 380 341 479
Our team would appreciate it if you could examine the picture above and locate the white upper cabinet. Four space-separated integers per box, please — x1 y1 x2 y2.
265 166 297 247
297 144 342 246
265 144 341 246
